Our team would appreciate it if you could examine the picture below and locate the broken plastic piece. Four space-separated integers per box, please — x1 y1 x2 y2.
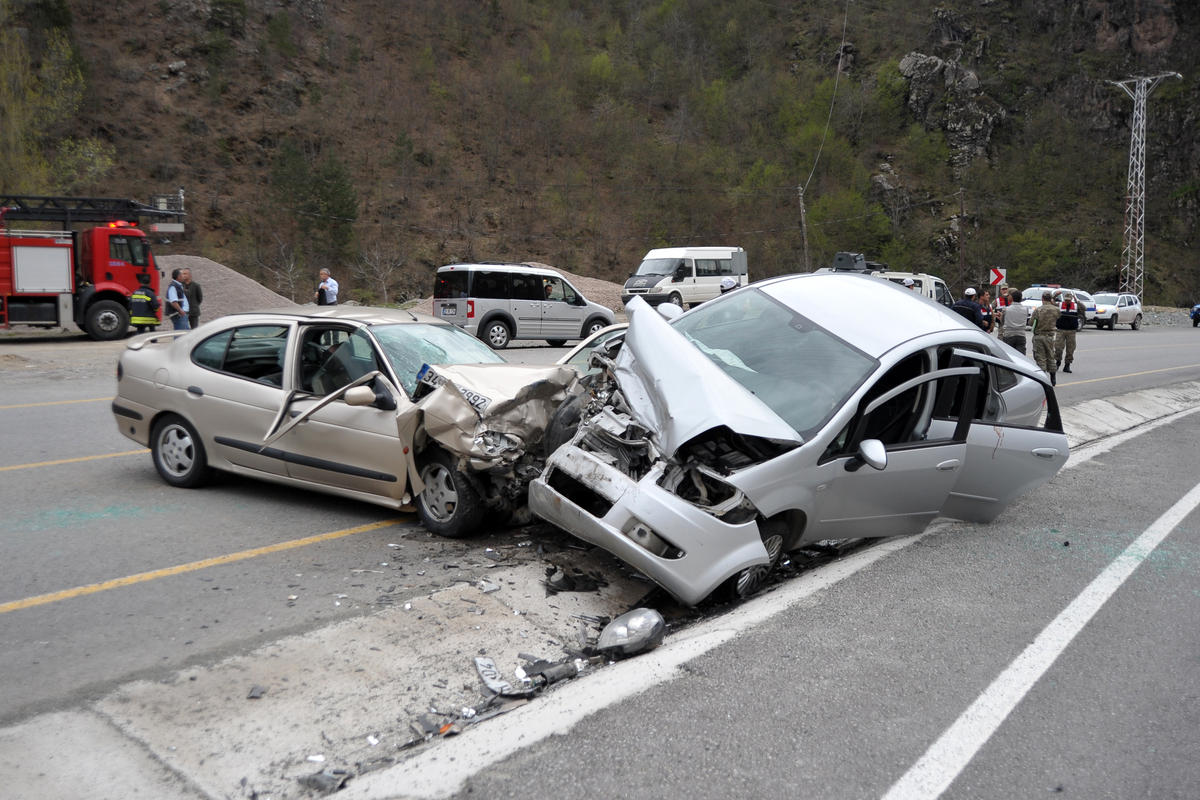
597 608 665 656
246 685 267 700
297 768 351 794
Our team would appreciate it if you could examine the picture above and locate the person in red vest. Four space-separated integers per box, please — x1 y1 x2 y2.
1054 291 1081 373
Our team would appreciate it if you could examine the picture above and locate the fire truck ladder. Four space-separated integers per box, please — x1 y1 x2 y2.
0 195 184 226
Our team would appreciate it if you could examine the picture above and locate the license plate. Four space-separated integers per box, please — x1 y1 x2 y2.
439 304 456 316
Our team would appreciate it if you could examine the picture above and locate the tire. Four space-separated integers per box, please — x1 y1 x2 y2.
415 449 485 538
482 319 511 349
1130 314 1141 330
150 415 211 488
544 392 586 455
1106 317 1116 331
546 339 567 347
85 300 130 341
582 318 607 338
667 292 683 307
1193 319 1198 328
720 529 784 602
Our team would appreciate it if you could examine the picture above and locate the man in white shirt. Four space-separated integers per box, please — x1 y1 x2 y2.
315 268 339 305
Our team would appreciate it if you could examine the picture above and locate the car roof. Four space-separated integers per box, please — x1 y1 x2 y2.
755 272 985 358
436 262 562 277
220 305 448 327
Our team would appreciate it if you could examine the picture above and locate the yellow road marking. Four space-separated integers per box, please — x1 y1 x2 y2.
0 519 407 615
1058 362 1200 387
0 449 148 472
0 397 109 410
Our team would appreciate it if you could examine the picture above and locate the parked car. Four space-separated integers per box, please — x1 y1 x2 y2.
621 246 748 308
529 273 1069 606
1018 287 1096 327
111 307 579 537
1191 304 1200 327
432 262 614 349
1091 292 1143 330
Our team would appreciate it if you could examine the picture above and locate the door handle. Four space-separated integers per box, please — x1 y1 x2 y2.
936 459 961 471
1032 448 1059 459
187 385 204 396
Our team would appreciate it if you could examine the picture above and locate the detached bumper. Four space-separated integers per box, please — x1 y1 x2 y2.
528 443 769 606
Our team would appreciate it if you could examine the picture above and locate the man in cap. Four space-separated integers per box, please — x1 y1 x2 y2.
950 287 987 330
1030 290 1061 384
1054 290 1081 373
902 277 916 290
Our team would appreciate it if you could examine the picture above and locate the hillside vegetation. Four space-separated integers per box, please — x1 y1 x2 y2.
3 0 1199 304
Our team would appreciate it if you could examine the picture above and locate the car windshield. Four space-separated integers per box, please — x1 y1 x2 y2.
634 258 681 276
1093 293 1118 304
670 289 877 438
371 323 504 396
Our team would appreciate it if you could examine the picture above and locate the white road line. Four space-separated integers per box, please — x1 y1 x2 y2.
882 478 1200 800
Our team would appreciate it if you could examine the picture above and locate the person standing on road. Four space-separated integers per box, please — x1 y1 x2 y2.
165 268 191 331
314 268 339 305
129 274 160 333
997 289 1028 353
979 289 995 333
995 284 1012 309
1030 290 1061 384
182 268 203 329
1055 290 1081 373
951 287 987 330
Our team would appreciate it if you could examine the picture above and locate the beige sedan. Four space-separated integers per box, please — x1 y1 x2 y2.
111 307 577 537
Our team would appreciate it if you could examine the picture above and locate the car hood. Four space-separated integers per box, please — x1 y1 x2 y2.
413 362 580 466
614 297 802 457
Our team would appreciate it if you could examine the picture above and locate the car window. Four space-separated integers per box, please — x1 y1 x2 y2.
510 273 543 301
559 280 580 305
1094 293 1118 304
193 325 289 386
299 326 363 394
543 276 566 301
472 271 509 299
371 322 504 396
433 271 468 298
695 259 721 277
672 289 877 439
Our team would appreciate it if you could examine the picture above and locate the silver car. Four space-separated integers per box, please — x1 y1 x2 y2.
111 307 578 537
529 273 1069 606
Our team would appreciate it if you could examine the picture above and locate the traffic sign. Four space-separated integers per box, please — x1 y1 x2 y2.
989 267 1006 286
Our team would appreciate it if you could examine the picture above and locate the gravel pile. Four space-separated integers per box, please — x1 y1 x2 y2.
157 255 298 323
1138 307 1195 327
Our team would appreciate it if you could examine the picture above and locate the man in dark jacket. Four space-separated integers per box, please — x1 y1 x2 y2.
950 287 987 330
129 275 159 333
1054 291 1081 373
182 268 203 329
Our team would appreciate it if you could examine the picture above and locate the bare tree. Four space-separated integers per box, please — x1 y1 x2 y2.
354 243 411 305
256 232 306 302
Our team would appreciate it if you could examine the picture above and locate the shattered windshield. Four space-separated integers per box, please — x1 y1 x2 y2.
670 290 877 438
371 323 504 396
634 258 681 277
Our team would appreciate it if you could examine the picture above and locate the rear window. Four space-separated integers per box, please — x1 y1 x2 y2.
434 271 468 299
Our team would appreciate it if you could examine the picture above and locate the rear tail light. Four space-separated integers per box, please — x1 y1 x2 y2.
467 300 475 319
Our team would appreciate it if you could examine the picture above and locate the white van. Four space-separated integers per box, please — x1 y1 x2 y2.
621 246 748 308
815 252 953 307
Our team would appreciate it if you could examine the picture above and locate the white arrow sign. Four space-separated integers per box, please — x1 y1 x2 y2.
989 267 1006 286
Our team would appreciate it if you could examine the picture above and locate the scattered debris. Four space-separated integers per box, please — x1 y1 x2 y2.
366 734 379 746
544 566 609 594
478 580 501 593
297 768 351 794
246 684 267 700
306 754 326 763
597 608 665 656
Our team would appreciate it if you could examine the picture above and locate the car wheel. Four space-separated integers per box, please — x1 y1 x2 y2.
85 300 130 341
1107 317 1116 331
544 392 586 455
150 415 211 488
546 339 567 347
583 318 607 338
1193 318 1198 328
668 292 683 307
483 320 511 349
1131 314 1142 330
416 449 485 538
721 530 784 602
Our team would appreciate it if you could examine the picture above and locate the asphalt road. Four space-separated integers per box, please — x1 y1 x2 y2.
1 324 1198 798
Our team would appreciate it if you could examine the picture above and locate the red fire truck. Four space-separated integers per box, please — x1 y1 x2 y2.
0 196 184 340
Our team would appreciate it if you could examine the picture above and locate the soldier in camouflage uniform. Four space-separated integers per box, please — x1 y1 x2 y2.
1030 291 1061 385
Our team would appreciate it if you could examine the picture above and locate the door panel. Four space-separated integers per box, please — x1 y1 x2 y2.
941 424 1068 522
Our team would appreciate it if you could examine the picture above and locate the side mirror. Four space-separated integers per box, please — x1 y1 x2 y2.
657 302 684 321
846 438 887 472
345 383 398 410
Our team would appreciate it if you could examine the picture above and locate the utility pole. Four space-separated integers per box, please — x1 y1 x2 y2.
798 185 810 272
1110 72 1180 300
957 187 966 291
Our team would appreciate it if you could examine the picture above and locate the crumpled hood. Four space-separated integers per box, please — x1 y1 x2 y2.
414 362 579 465
615 297 802 456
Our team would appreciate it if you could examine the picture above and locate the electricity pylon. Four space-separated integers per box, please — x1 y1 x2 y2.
1110 72 1180 300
